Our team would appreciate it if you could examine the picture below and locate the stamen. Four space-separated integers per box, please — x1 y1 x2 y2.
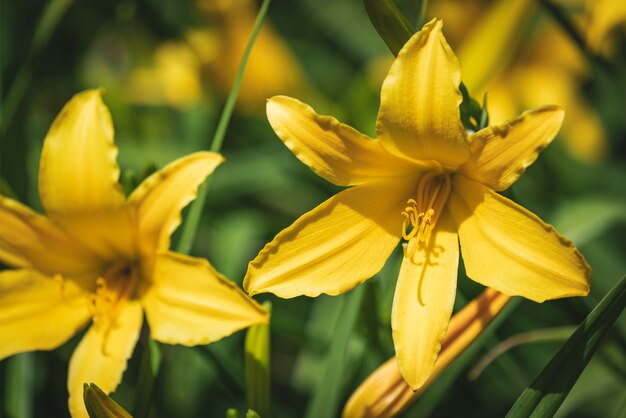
401 173 452 261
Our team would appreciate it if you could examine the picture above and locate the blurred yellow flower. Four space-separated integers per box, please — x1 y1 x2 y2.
342 289 510 418
244 20 591 389
128 42 203 108
126 0 308 113
449 0 610 162
195 0 308 114
586 0 626 55
0 90 268 417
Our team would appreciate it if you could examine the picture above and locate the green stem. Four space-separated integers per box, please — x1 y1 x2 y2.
176 0 272 255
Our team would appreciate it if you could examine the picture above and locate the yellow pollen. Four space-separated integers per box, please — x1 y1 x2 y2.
401 172 452 261
88 263 138 335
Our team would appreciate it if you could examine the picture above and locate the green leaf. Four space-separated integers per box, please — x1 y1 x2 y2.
3 353 34 418
83 383 133 418
245 302 272 418
305 287 365 418
133 339 162 418
362 0 414 56
506 275 626 418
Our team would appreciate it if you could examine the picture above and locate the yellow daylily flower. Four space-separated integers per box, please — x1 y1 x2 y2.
244 20 591 389
0 90 268 417
343 289 511 418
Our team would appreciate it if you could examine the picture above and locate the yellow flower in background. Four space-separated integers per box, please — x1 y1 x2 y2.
244 20 591 389
586 0 626 55
195 0 309 114
0 90 268 417
128 42 203 108
343 289 510 418
448 0 609 162
123 0 309 113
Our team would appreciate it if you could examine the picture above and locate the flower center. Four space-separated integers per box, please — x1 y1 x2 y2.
89 262 138 330
402 172 451 260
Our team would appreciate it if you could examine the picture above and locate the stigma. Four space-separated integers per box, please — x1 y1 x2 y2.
402 172 451 260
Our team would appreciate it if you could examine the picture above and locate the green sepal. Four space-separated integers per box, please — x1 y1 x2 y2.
83 383 133 418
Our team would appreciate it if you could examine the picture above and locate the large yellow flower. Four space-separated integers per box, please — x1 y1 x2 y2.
244 20 591 390
0 90 268 417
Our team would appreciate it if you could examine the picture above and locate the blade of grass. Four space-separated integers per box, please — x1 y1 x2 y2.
245 302 272 417
133 338 162 418
305 287 365 418
506 275 626 418
3 353 34 418
0 0 73 136
176 0 272 254
132 0 272 414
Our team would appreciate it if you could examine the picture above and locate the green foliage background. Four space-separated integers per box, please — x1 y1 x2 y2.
0 0 625 417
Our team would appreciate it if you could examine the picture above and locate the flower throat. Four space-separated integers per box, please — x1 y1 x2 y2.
402 172 451 259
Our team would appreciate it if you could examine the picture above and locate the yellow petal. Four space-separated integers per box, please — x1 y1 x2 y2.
0 270 90 360
244 180 414 298
142 251 268 346
129 152 223 254
39 89 134 260
343 289 510 418
587 0 626 53
376 19 468 168
266 96 416 186
68 301 143 418
449 176 591 302
460 106 564 191
0 196 101 276
392 210 459 390
458 0 536 94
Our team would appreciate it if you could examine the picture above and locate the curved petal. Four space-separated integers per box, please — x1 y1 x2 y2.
129 152 223 253
376 19 468 168
460 106 564 191
0 196 101 276
68 301 143 418
448 176 591 302
267 96 416 186
143 252 268 346
392 210 459 390
39 90 134 260
0 270 90 360
244 180 415 298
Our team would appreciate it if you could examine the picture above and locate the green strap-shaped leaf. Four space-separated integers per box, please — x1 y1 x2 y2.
84 383 133 418
133 338 162 418
506 275 626 418
363 0 414 56
245 302 272 418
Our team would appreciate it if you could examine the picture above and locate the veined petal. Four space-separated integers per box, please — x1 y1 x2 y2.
0 196 101 276
376 19 468 168
0 270 90 360
449 176 591 302
460 106 564 191
392 210 459 390
39 90 134 260
68 301 142 418
244 180 414 298
343 289 510 418
267 96 415 186
142 252 268 346
129 152 223 253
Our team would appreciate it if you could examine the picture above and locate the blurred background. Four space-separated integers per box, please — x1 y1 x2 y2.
0 0 625 417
